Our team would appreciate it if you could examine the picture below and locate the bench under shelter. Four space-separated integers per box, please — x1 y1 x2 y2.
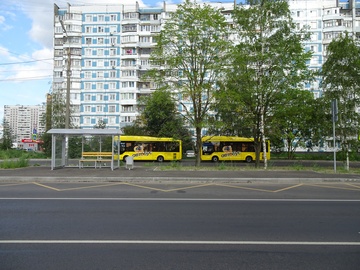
47 129 122 170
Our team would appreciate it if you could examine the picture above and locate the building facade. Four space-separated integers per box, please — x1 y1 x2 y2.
53 0 360 130
3 104 46 146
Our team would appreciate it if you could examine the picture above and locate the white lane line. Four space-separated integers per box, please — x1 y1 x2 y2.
0 198 360 202
0 240 359 246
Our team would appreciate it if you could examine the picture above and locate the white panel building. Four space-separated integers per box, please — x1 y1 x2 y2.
3 104 46 144
53 0 360 130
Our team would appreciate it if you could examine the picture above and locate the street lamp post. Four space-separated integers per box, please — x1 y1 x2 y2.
60 19 71 129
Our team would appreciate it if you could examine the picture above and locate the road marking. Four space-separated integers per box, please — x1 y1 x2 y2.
345 183 360 189
273 184 304 193
0 198 359 202
0 183 31 187
60 182 124 191
215 183 274 193
32 182 61 191
162 183 214 192
0 240 359 246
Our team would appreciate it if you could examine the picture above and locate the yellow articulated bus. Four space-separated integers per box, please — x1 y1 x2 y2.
115 136 182 162
201 136 270 163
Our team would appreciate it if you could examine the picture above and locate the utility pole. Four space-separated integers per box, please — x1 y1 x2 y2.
60 19 71 129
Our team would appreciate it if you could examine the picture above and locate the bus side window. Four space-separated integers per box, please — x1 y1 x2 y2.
202 143 214 155
243 142 255 152
120 142 126 154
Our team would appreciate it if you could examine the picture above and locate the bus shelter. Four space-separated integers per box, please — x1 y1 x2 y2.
47 129 122 170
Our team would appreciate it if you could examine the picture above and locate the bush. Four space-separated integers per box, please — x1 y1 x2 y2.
0 157 29 169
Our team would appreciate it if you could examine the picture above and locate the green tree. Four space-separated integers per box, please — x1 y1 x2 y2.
321 32 360 170
221 0 312 168
269 89 325 159
147 0 231 166
1 120 14 150
124 89 193 151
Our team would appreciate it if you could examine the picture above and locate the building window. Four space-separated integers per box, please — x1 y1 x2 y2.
96 106 103 112
110 48 116 56
84 83 91 90
98 49 104 56
109 105 116 113
96 82 104 89
96 71 104 79
97 60 104 67
109 117 116 124
109 71 116 78
122 24 137 32
98 38 104 44
109 82 116 89
121 93 135 100
122 105 133 112
84 72 91 79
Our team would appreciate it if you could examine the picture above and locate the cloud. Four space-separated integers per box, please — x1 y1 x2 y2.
0 15 13 31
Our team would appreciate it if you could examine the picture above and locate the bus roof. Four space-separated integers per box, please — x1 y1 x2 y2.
115 135 180 142
202 136 255 142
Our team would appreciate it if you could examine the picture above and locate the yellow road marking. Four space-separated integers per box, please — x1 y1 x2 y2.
345 183 360 189
122 182 168 192
162 183 214 192
273 184 303 193
32 182 61 191
60 182 124 191
0 183 32 187
215 183 274 193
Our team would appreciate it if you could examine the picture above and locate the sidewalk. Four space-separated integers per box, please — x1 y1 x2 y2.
0 165 359 183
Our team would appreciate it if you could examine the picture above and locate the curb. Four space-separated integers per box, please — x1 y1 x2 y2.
1 176 360 184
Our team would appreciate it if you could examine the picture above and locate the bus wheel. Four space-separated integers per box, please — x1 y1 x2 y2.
157 156 164 162
245 156 253 163
212 156 219 162
123 155 128 162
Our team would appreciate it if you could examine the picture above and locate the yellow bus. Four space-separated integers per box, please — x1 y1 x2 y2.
116 136 182 162
201 136 270 163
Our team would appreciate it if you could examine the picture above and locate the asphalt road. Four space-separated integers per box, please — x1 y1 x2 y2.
0 182 359 270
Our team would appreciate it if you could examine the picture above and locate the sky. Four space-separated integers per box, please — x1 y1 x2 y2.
0 0 185 123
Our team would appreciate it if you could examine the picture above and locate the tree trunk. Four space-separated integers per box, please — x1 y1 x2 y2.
195 126 202 167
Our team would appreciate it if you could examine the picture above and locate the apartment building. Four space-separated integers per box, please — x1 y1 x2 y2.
3 105 46 145
53 0 360 130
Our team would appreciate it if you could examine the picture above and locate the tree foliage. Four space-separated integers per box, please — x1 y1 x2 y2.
321 32 360 170
218 0 312 167
123 89 194 151
147 0 231 165
269 89 325 159
1 120 14 150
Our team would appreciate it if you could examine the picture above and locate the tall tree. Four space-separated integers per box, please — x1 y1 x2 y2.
321 32 360 170
269 89 325 159
1 120 14 150
147 0 231 166
125 89 193 150
221 0 312 168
